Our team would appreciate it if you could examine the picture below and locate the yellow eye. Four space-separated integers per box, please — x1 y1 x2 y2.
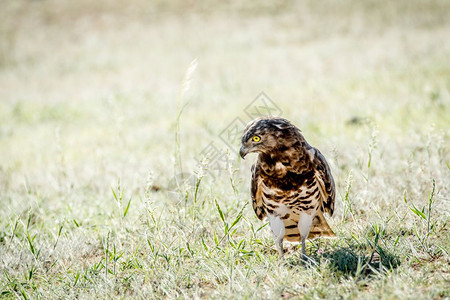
252 136 261 142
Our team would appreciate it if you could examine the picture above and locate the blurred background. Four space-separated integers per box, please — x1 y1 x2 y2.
1 0 449 297
1 0 449 219
1 0 448 189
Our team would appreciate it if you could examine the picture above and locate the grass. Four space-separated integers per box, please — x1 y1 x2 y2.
0 0 449 298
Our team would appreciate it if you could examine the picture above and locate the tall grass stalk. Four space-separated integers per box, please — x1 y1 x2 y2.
174 58 198 176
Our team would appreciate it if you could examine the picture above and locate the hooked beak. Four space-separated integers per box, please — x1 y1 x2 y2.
239 146 248 159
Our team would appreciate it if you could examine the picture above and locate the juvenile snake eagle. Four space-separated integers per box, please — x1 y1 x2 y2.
240 117 335 257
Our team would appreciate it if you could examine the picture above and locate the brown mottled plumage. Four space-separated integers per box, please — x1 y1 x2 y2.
240 117 335 258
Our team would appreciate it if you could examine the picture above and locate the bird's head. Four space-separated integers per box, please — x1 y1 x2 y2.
239 117 302 159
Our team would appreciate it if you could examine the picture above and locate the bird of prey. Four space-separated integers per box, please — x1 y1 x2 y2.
240 117 335 258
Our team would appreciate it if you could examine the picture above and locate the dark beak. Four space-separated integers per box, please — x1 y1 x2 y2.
239 146 248 159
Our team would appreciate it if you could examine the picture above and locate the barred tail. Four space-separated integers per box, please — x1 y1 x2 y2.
282 210 335 242
308 210 335 239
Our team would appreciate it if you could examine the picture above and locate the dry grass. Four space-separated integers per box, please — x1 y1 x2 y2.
0 0 449 298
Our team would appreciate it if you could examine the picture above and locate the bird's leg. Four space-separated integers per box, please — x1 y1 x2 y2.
298 212 313 261
276 236 284 257
301 236 307 259
268 214 285 258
